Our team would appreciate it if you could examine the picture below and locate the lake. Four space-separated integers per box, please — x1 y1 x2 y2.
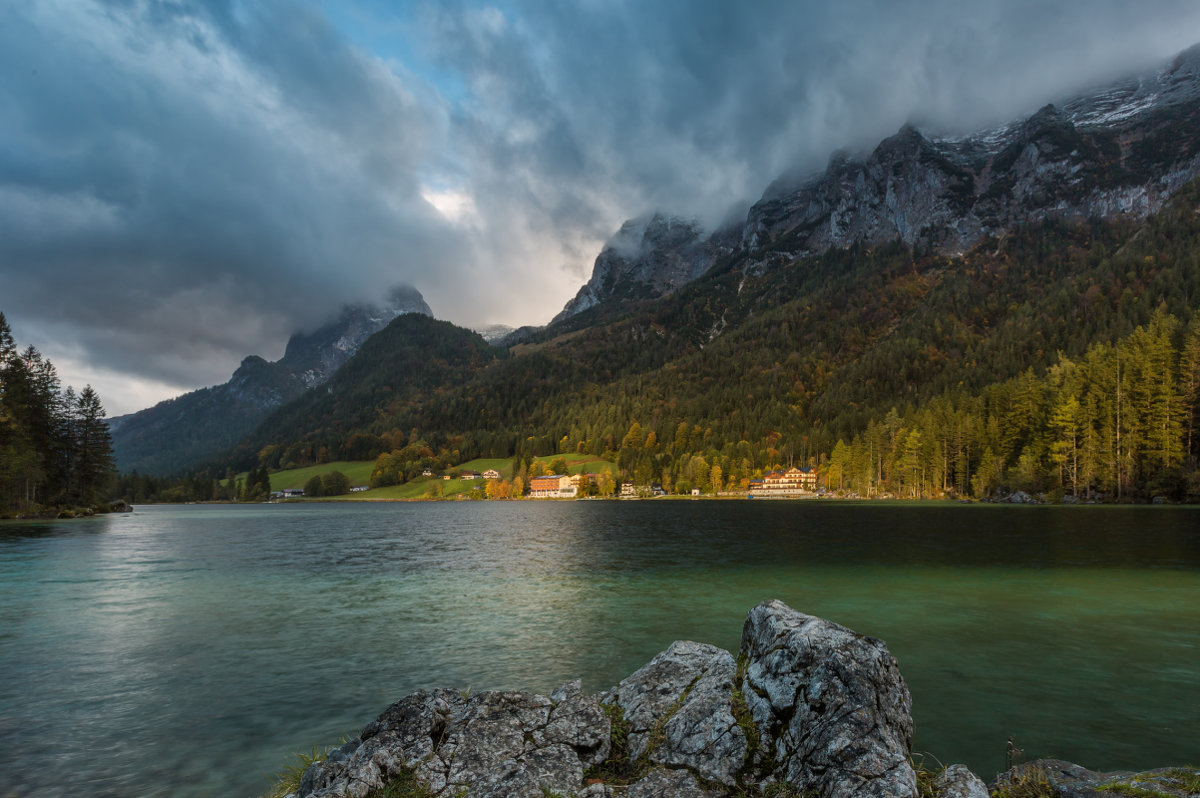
1 501 1198 796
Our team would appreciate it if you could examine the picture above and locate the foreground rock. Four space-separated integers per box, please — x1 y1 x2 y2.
741 599 916 797
288 600 920 797
933 764 989 798
991 760 1200 798
599 640 746 786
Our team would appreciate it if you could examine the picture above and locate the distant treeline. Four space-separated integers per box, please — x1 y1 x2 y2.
0 313 116 516
828 310 1200 499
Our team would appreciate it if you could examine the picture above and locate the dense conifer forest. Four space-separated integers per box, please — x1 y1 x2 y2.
0 313 116 516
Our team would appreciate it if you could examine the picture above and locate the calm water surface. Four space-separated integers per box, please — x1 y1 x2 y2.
1 501 1198 796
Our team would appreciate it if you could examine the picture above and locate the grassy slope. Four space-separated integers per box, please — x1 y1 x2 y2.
271 454 617 500
268 461 376 491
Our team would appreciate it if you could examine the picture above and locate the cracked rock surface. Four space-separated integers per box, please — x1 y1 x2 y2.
294 681 609 798
740 599 917 798
599 640 746 785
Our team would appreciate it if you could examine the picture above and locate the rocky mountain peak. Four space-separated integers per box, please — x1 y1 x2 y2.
550 42 1200 328
110 284 434 473
739 44 1200 259
232 355 269 378
384 284 434 318
551 213 735 323
279 284 432 388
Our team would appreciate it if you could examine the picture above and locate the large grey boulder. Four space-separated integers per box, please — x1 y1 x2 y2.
740 599 917 798
600 640 747 785
293 682 609 798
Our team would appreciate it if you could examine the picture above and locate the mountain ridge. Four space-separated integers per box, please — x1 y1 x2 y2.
553 43 1200 323
109 285 431 474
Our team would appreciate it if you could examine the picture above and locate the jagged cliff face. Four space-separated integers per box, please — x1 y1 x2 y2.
551 213 737 323
743 44 1200 257
109 285 432 473
278 285 433 389
556 44 1200 322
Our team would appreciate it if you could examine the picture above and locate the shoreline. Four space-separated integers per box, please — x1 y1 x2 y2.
108 494 1200 508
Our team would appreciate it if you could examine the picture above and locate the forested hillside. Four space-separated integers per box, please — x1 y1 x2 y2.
188 182 1200 502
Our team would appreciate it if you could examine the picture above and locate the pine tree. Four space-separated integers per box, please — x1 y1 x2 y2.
0 313 15 366
1049 394 1084 496
1181 315 1200 466
899 429 923 498
1125 311 1184 488
74 386 114 506
828 440 851 492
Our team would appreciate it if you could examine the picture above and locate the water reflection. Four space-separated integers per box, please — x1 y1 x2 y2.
0 502 1197 797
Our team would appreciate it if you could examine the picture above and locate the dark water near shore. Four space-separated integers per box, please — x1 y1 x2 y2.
1 501 1198 796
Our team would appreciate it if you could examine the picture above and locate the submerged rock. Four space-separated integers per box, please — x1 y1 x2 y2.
288 600 919 798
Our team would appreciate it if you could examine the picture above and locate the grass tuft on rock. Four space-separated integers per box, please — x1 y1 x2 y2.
582 702 644 785
1098 766 1200 798
910 753 945 798
261 745 327 798
991 764 1056 798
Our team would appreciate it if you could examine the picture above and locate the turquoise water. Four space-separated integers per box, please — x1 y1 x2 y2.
1 501 1197 796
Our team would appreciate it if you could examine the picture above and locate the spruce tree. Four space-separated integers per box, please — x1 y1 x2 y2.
75 386 115 505
1181 315 1200 465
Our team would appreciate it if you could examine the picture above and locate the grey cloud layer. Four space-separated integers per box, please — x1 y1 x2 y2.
2 0 1199 413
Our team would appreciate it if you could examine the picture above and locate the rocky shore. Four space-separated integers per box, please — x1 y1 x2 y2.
280 600 1197 798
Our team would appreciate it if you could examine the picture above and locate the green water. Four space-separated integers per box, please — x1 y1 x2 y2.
0 501 1197 796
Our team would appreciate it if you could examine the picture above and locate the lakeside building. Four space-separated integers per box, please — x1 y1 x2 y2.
749 467 817 497
570 473 599 493
482 469 502 480
620 482 666 498
529 474 575 498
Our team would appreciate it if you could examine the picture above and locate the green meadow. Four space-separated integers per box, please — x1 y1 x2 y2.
268 453 618 500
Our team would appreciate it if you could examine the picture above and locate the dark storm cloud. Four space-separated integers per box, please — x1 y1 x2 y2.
2 0 1199 413
433 0 1200 234
0 0 475 409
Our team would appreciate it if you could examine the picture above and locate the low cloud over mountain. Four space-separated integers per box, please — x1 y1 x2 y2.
3 0 1200 413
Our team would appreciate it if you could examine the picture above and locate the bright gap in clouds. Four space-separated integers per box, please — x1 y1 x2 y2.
421 185 479 223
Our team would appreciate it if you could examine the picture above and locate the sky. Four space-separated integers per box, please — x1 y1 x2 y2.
3 0 1200 416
